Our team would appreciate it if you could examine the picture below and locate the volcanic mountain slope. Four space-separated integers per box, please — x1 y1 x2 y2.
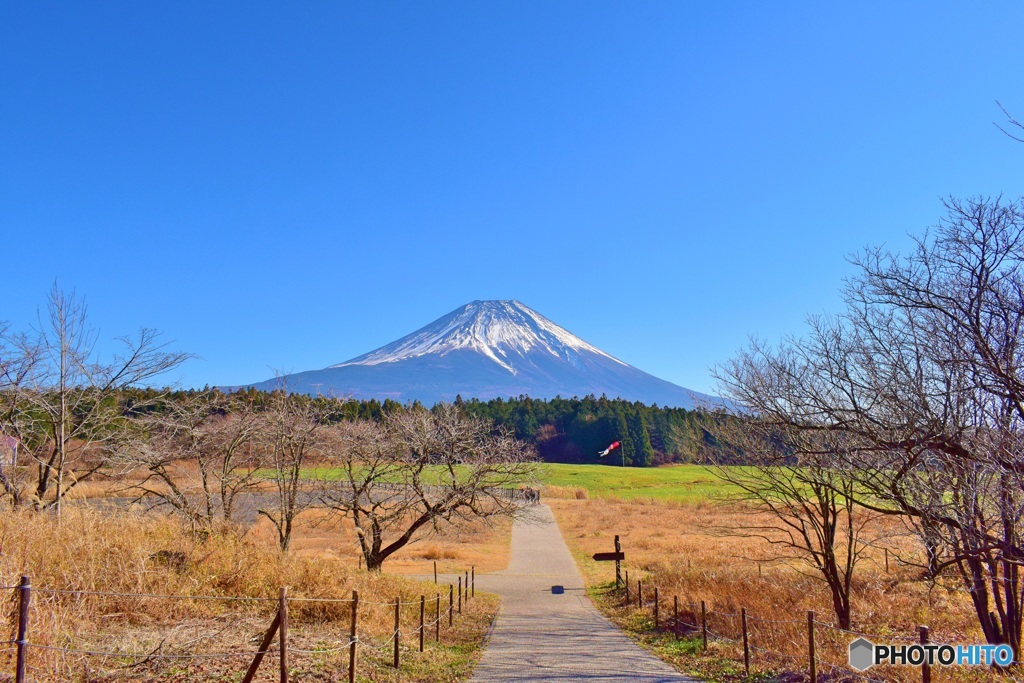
244 300 717 409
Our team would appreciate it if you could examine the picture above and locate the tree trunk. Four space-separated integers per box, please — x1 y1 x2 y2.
962 555 1002 644
828 580 851 630
366 553 385 572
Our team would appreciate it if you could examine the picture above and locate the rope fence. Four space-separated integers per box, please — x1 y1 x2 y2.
616 569 975 683
0 565 480 683
31 588 279 602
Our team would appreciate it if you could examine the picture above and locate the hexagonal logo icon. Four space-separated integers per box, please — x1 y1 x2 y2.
849 637 874 671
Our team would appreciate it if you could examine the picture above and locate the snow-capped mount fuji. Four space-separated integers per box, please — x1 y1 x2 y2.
334 300 626 375
245 300 717 409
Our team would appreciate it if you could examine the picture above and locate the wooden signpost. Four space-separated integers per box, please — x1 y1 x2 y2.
591 552 626 561
592 535 625 588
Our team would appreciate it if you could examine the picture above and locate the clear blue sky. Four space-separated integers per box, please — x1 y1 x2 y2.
2 3 1021 394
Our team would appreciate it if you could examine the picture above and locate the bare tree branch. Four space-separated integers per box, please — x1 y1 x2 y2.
317 404 537 571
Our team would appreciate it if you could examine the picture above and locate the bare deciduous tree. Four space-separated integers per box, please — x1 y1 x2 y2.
716 196 1024 650
7 285 191 515
0 323 42 506
703 413 875 629
257 391 335 552
318 404 536 571
120 391 264 532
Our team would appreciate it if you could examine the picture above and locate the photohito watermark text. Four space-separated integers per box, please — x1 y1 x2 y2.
849 637 1013 671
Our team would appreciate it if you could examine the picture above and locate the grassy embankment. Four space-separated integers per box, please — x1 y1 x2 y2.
540 463 1005 683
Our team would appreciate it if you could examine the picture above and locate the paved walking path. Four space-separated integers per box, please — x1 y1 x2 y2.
462 504 699 682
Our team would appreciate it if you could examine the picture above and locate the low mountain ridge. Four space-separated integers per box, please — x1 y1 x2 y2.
244 300 717 409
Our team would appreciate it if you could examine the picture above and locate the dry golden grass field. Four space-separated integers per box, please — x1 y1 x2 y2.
32 463 1023 682
272 509 512 577
549 494 1011 683
0 502 506 682
67 469 513 577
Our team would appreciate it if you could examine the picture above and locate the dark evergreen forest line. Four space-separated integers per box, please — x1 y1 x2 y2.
457 394 721 466
115 388 723 467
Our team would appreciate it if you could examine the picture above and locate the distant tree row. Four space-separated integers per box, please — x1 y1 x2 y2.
455 394 723 466
112 388 725 467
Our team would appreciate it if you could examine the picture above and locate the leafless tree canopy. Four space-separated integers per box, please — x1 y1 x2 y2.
256 390 337 552
704 419 876 629
0 322 41 506
0 285 192 513
716 196 1024 649
117 392 265 532
318 403 537 571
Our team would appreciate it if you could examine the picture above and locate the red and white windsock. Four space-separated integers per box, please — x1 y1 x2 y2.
598 441 621 457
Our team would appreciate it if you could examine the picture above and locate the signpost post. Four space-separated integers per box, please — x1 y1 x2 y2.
592 536 625 589
615 535 621 587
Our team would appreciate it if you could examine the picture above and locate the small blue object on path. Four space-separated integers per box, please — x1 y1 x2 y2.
465 504 701 682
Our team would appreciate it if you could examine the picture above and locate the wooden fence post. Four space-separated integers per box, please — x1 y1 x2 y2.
464 571 469 600
638 580 643 608
419 595 425 653
349 591 358 683
920 625 931 683
701 601 708 651
807 610 816 683
449 585 454 627
625 570 630 604
654 587 660 628
393 597 400 668
741 607 749 676
279 587 289 683
242 604 282 683
614 535 622 588
435 594 441 643
15 575 30 683
674 596 679 640
434 561 437 584
471 567 475 598
885 548 890 572
458 577 462 614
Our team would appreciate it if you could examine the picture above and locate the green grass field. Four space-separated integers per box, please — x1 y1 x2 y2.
289 463 737 504
537 463 736 503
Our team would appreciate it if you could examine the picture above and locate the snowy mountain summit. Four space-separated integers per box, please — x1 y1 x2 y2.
245 300 716 409
333 300 624 375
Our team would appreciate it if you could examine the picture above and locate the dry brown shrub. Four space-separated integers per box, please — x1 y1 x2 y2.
543 485 588 500
419 544 459 561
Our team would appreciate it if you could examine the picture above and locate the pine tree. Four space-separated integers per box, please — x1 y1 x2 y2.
615 409 634 466
628 411 654 467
